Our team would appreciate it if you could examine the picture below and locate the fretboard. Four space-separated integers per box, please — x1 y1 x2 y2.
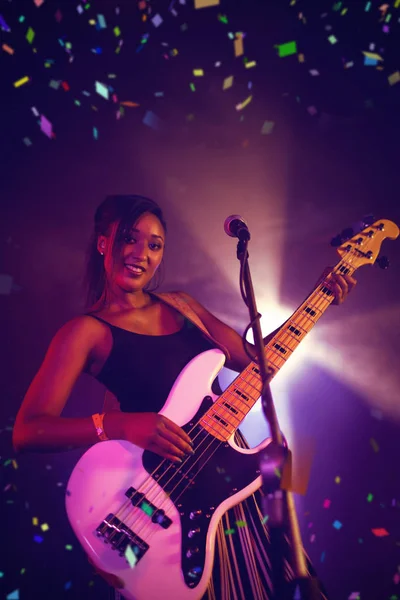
200 259 355 441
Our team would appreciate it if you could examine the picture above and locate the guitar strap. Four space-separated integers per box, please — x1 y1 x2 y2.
150 291 231 362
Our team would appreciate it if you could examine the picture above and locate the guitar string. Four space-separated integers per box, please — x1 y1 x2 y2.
101 245 359 551
117 257 348 544
103 247 358 548
103 248 357 551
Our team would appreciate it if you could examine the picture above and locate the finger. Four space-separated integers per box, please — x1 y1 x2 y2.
344 273 357 290
160 416 193 448
158 429 194 458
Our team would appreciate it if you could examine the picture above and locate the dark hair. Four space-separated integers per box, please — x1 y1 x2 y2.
83 194 167 310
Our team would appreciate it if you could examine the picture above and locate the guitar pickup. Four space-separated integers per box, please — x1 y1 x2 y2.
96 513 149 561
125 487 172 529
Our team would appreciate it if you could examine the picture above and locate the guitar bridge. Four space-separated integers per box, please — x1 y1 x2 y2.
96 513 149 562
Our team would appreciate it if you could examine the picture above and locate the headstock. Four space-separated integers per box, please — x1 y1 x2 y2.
332 218 399 271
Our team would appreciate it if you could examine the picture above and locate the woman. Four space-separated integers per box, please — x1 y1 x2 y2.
12 194 356 599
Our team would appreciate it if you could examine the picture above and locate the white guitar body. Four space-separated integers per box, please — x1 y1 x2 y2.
66 349 271 600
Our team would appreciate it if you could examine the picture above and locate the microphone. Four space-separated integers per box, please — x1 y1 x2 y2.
224 215 251 241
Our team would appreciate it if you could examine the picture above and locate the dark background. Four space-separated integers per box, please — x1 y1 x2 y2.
1 0 399 599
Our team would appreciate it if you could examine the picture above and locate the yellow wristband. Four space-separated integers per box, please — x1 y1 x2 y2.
92 413 109 442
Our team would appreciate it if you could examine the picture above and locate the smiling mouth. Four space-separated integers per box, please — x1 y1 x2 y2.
125 265 146 275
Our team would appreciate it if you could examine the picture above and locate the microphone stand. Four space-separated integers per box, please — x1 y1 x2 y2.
235 233 321 600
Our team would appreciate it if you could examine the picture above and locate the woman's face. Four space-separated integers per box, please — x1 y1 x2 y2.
99 212 165 296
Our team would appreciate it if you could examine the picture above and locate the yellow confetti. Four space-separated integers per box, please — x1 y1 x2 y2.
298 53 305 63
193 69 204 76
388 71 400 85
236 95 252 111
13 76 30 88
223 75 233 90
12 459 18 469
194 0 220 8
32 517 38 526
245 60 256 68
335 476 341 484
41 523 49 531
362 51 384 61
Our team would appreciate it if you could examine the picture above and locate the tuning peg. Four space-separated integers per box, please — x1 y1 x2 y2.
376 256 390 270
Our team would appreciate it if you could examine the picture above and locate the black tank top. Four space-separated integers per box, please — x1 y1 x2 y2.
84 314 216 413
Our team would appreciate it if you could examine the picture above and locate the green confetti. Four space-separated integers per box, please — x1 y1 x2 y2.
224 528 235 535
276 41 297 58
367 493 374 502
235 520 247 528
190 83 196 92
262 515 269 525
113 26 121 37
365 1 371 10
218 14 228 24
65 545 73 550
328 35 338 44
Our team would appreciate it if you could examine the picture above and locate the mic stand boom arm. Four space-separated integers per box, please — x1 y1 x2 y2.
235 236 321 600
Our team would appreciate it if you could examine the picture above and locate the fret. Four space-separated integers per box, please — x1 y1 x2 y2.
200 259 350 441
209 406 241 429
200 414 231 441
223 401 246 419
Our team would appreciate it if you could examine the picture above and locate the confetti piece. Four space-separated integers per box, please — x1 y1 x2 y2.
371 528 389 537
388 72 400 86
125 545 138 568
328 35 338 44
26 27 35 44
95 81 109 100
141 501 154 517
2 43 14 55
120 101 140 107
333 520 343 530
194 0 220 8
65 545 73 550
370 438 379 453
34 0 45 6
277 41 297 57
13 76 30 88
143 110 162 130
309 69 320 76
235 520 247 528
261 121 275 135
367 493 374 502
12 459 18 469
323 499 331 509
320 551 326 563
236 95 252 111
6 591 19 600
152 14 163 27
193 69 204 76
33 535 43 543
40 115 53 138
93 127 99 140
223 76 233 90
40 523 49 531
307 105 318 116
234 34 244 57
335 476 341 484
113 26 121 37
224 528 235 535
0 14 11 31
97 14 107 29
32 517 38 526
348 593 360 600
262 515 269 524
64 581 72 590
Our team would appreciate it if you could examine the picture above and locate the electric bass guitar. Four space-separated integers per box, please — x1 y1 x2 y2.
66 219 398 600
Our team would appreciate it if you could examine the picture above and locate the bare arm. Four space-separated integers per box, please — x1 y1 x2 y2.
12 317 123 453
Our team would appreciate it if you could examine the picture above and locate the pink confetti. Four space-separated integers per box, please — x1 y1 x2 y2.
371 528 389 537
323 499 331 509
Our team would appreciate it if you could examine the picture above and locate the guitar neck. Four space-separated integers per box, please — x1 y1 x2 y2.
200 259 356 441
